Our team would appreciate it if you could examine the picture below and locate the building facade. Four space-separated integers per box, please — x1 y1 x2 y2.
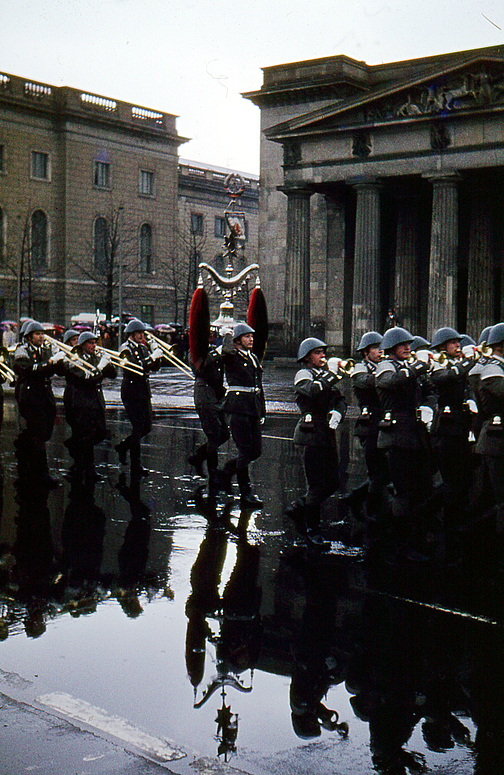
177 159 259 325
0 70 187 327
245 45 504 355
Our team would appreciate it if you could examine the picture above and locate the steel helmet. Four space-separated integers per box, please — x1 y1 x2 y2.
125 319 147 334
410 335 430 351
478 325 492 346
63 328 79 344
20 318 35 336
487 322 504 347
380 327 414 352
24 320 45 336
77 331 98 346
459 334 476 348
356 331 382 352
296 337 327 362
431 327 461 349
232 323 254 341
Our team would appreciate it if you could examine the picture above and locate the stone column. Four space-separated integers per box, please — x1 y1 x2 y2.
325 190 346 350
467 186 494 337
423 171 460 335
281 186 312 356
352 179 381 351
394 192 421 333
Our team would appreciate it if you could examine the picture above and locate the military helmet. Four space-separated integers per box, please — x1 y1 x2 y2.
77 331 98 346
296 337 327 362
487 322 504 347
478 325 492 346
125 318 147 334
24 320 45 336
233 322 254 341
459 334 476 348
356 331 382 352
431 327 461 348
20 318 35 336
380 327 414 352
410 335 430 351
63 328 79 344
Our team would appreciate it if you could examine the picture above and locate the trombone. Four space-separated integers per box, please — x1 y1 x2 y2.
0 348 15 383
145 331 194 379
96 346 145 376
474 342 493 360
43 334 97 374
326 357 355 378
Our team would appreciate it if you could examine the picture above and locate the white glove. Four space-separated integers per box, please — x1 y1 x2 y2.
150 347 164 361
462 345 476 358
416 349 431 364
220 326 233 337
419 405 433 430
328 410 342 429
466 399 478 414
50 350 66 364
260 417 265 425
326 357 341 375
97 354 110 371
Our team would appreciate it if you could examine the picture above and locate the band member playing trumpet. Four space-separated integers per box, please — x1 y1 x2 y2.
351 331 389 516
13 320 60 487
429 327 475 531
115 319 164 477
290 338 347 548
63 331 117 485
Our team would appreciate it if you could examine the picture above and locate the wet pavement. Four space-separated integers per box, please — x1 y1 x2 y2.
0 366 502 774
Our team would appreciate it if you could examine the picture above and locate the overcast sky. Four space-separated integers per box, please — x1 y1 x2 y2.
1 0 502 173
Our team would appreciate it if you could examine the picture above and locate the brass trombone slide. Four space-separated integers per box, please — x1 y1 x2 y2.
0 350 15 383
96 346 145 376
43 335 97 374
145 332 194 379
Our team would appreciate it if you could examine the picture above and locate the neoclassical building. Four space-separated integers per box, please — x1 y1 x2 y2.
245 45 504 354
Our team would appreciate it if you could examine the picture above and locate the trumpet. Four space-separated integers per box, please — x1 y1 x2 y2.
145 331 194 379
326 357 355 377
474 342 493 360
96 346 145 376
43 334 97 374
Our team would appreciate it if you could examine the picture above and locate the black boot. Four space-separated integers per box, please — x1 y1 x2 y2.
115 437 131 465
237 468 263 509
305 504 330 549
285 497 307 535
188 443 207 476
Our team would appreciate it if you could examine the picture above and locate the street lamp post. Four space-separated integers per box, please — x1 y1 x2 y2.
118 206 124 347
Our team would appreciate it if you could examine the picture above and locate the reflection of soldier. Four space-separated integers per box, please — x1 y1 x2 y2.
13 320 59 487
115 474 152 618
116 319 164 477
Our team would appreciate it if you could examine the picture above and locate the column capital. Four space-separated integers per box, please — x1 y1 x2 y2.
277 184 313 197
422 169 461 185
348 176 383 190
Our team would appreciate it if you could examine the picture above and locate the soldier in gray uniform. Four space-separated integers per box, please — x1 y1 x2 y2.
291 338 347 548
375 327 434 551
475 322 504 530
351 331 388 516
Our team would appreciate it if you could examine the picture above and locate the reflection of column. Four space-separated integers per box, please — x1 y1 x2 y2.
467 186 493 337
282 187 312 356
352 179 381 350
394 192 421 333
424 171 460 334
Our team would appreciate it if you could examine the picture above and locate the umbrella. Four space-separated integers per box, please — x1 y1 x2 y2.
154 324 175 333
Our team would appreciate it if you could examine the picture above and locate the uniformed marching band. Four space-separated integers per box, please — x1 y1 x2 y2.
4 313 504 558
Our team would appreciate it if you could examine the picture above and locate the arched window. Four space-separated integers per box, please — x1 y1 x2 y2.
94 216 109 274
139 222 153 274
31 209 47 270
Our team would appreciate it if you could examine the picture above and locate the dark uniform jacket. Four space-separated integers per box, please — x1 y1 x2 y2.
192 347 226 407
64 352 117 442
119 339 160 426
14 342 56 439
221 336 265 418
375 358 430 451
475 356 504 456
293 366 347 448
351 360 381 439
429 357 473 438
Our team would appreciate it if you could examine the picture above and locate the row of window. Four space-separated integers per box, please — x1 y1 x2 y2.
0 207 155 275
0 300 156 328
192 213 248 239
0 146 156 196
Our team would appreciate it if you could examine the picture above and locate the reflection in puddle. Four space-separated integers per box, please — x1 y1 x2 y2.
0 401 500 774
